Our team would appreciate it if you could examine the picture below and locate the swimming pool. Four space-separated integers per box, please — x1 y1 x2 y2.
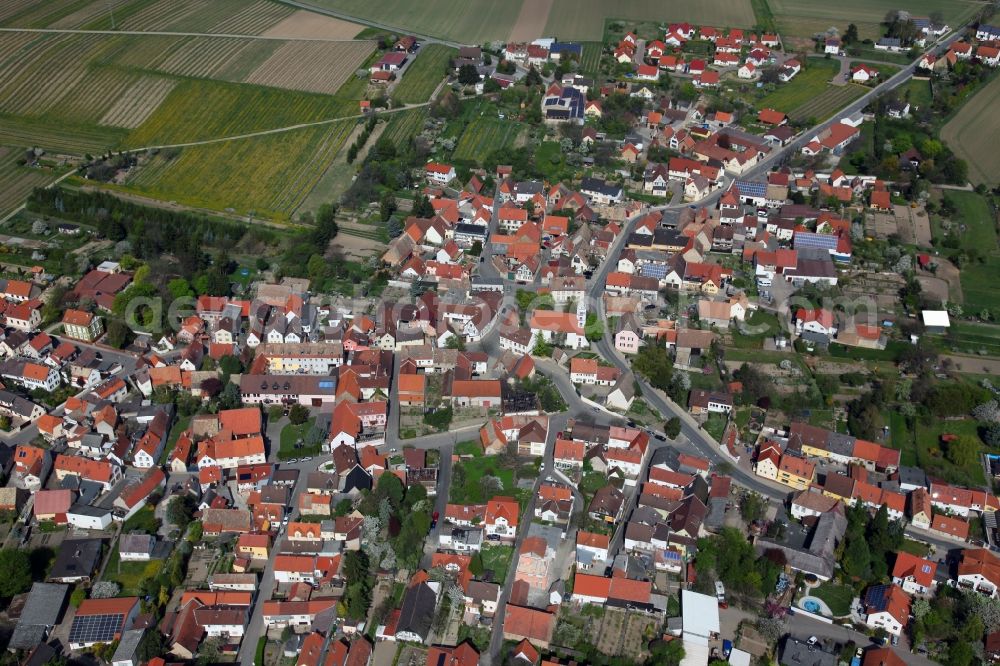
802 599 821 613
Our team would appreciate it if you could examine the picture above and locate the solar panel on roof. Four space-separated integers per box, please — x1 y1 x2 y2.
69 613 123 644
734 181 767 197
640 264 668 279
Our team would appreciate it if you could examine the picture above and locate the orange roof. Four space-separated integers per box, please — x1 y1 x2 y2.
62 309 94 326
931 514 969 539
503 605 554 643
76 596 139 617
486 496 520 527
778 454 815 480
54 454 114 482
892 552 936 588
451 380 501 399
219 407 262 437
553 439 584 461
576 531 610 549
37 414 62 434
537 483 572 502
573 573 611 599
22 363 50 381
397 373 426 394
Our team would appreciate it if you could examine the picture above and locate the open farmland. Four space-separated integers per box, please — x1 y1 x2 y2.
942 73 1000 186
453 118 525 163
0 0 295 33
392 44 455 105
788 85 865 122
755 59 852 117
122 119 356 220
545 0 755 41
579 42 603 76
764 0 984 43
381 108 428 148
294 0 523 43
125 79 357 147
245 40 374 95
262 10 364 39
0 146 68 219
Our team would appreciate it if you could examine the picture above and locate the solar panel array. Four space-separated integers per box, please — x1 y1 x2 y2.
69 613 122 645
864 584 889 611
640 264 669 279
794 233 838 251
734 180 767 198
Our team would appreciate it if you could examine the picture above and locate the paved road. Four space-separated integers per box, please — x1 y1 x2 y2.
484 410 567 666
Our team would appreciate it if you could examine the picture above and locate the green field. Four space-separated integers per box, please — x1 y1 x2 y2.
452 117 524 163
941 190 998 251
302 0 523 42
579 42 603 76
962 256 1000 314
546 0 756 41
902 77 933 110
381 107 427 148
0 146 68 219
392 44 454 105
789 85 867 122
949 321 1000 356
0 0 296 34
765 0 983 42
122 119 355 220
942 73 1000 186
755 59 854 118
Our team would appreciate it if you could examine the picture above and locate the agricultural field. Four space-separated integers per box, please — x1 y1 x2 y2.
300 0 524 43
381 108 428 148
754 59 858 119
545 0 755 41
0 30 373 153
121 119 356 220
948 321 1000 357
579 42 603 76
452 118 525 163
123 79 356 147
0 0 295 33
787 84 866 122
244 40 375 95
392 44 455 105
942 73 1000 186
941 190 998 252
763 0 983 43
0 146 68 219
962 256 1000 314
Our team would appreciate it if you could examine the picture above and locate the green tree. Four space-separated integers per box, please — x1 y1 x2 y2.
664 417 682 439
288 404 310 426
458 64 481 85
946 436 978 467
649 639 685 665
167 495 197 531
105 318 133 349
0 549 32 597
70 586 86 607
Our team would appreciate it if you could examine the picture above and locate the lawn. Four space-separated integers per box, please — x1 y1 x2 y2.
455 440 483 456
534 141 575 182
961 256 1000 314
479 544 514 584
942 69 1000 186
766 0 981 43
730 309 782 349
913 418 986 486
704 413 728 442
902 77 933 111
811 582 854 617
279 418 321 460
452 117 525 163
899 538 931 557
545 0 756 41
122 504 160 535
450 455 518 504
941 190 998 252
121 119 356 221
103 548 163 596
392 44 455 105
